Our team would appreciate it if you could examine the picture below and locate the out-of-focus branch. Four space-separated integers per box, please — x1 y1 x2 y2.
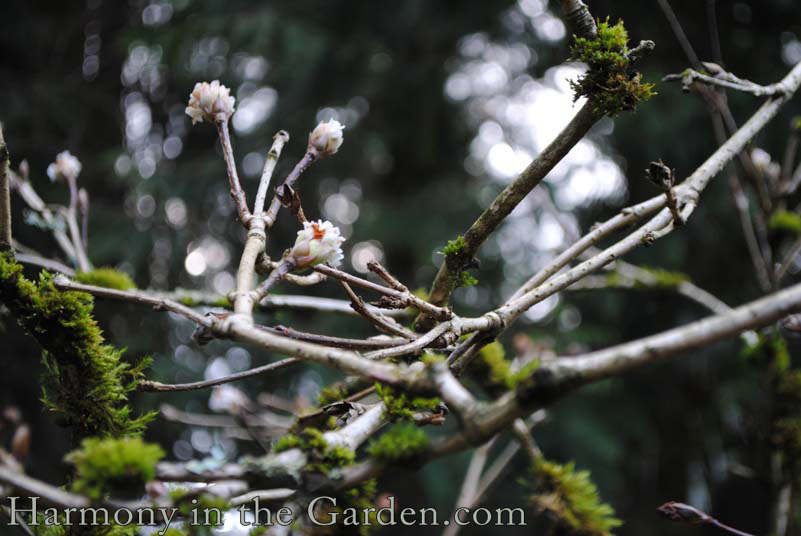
655 0 702 69
0 125 11 250
14 252 75 276
8 170 76 261
60 175 91 272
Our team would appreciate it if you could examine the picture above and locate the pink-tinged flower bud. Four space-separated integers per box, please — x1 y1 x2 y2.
290 219 345 267
46 151 82 182
185 80 236 125
308 119 344 157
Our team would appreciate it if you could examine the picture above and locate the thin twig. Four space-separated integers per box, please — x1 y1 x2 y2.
0 125 11 249
664 68 788 98
7 170 76 261
777 234 801 282
266 325 410 350
264 150 317 227
338 280 416 339
706 0 723 66
14 252 76 275
655 0 702 69
138 358 298 392
316 263 453 321
215 119 251 226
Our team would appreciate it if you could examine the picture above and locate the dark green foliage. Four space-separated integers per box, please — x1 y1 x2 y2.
74 268 136 290
367 423 429 462
527 458 622 536
569 19 654 115
375 382 441 420
66 436 164 499
0 253 154 438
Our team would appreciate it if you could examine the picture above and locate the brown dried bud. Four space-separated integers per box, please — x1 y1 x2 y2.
645 160 675 190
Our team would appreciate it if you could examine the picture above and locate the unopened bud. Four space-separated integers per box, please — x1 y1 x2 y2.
308 119 344 157
185 80 236 125
47 151 82 182
657 502 710 525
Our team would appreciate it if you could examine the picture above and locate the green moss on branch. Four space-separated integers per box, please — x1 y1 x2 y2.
367 423 429 462
0 253 154 439
569 19 654 116
527 458 621 536
66 436 164 499
74 268 136 290
375 382 441 420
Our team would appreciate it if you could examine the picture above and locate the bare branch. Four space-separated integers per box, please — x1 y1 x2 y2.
14 252 75 276
665 68 789 98
338 279 417 339
138 357 298 392
254 130 290 216
655 0 702 69
264 150 317 227
0 125 11 250
316 263 453 321
420 101 602 321
215 119 251 226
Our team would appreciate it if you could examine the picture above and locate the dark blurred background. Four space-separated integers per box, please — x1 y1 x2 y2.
2 0 801 534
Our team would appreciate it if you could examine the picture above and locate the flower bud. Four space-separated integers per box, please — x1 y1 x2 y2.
657 502 710 525
185 80 236 124
289 220 345 268
46 151 82 182
308 119 344 157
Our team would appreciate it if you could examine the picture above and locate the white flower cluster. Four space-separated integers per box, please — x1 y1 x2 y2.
290 219 345 267
308 119 344 157
46 151 82 182
185 80 236 125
